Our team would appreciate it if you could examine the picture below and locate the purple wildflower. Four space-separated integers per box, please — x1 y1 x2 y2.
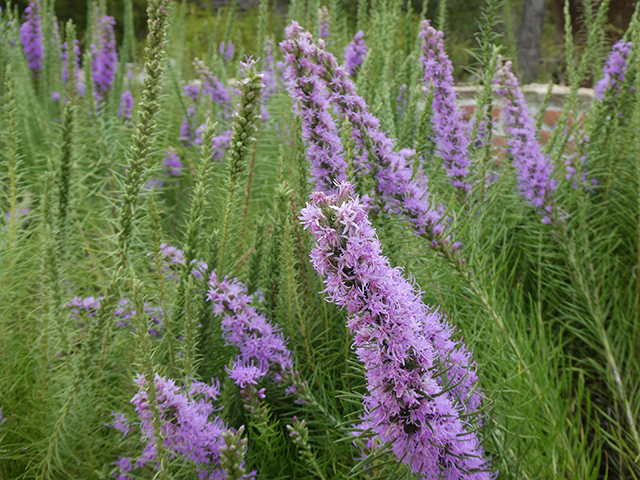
420 21 472 197
227 359 268 389
494 59 557 224
91 15 118 101
194 57 232 112
116 374 234 478
282 23 447 246
118 90 134 120
19 1 44 75
180 104 197 146
300 183 492 479
61 39 85 96
318 6 330 38
207 273 293 378
280 25 348 193
162 148 182 177
219 41 234 61
196 125 232 161
106 412 131 439
343 31 368 76
51 91 61 102
594 41 633 101
184 82 201 101
151 243 208 284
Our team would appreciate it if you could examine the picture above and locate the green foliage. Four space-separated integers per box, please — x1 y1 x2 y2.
1 0 640 479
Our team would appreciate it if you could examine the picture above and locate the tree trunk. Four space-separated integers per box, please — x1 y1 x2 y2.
517 0 546 84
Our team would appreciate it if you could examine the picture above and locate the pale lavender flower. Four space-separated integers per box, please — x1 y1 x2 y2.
180 104 197 146
343 30 368 76
61 39 85 96
113 374 236 479
282 23 447 246
91 15 118 101
207 273 293 379
196 125 233 161
280 25 348 193
19 0 44 75
219 41 234 61
106 412 131 439
594 41 633 101
194 57 232 111
162 148 182 177
420 21 472 196
300 183 492 479
118 90 134 120
494 60 557 224
184 82 201 101
227 359 268 388
318 6 330 38
51 91 60 102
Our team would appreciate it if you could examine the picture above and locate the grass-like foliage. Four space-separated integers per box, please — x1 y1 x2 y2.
0 0 639 478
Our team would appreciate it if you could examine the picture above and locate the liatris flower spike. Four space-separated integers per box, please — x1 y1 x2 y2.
207 273 294 379
344 30 368 76
91 15 118 101
595 41 633 101
420 20 472 197
300 182 493 479
494 59 557 225
118 90 134 120
318 6 330 38
280 24 348 193
19 0 44 75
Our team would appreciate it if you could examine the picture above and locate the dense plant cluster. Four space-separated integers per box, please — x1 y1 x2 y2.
0 0 639 479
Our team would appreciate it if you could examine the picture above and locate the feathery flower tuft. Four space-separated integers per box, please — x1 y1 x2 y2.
420 21 472 196
300 183 492 479
118 90 134 120
19 0 44 75
594 41 633 101
494 60 557 224
344 31 368 76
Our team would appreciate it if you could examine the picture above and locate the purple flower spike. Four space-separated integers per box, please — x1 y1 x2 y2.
280 24 348 193
344 31 368 76
494 59 557 225
420 21 472 197
184 82 201 101
180 104 197 146
113 374 241 479
595 41 633 101
91 15 118 102
19 1 44 75
118 90 134 120
219 41 234 61
318 6 330 38
227 359 269 388
193 57 232 114
281 23 447 247
207 273 293 378
62 39 85 96
300 183 493 479
162 148 182 177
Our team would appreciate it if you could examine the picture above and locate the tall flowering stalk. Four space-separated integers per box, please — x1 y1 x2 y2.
207 273 293 379
300 183 491 479
19 0 44 75
594 41 633 101
420 21 472 197
118 90 134 120
281 23 447 248
91 15 118 102
494 60 557 225
281 26 348 193
61 38 85 96
318 6 330 38
344 31 368 76
193 57 232 114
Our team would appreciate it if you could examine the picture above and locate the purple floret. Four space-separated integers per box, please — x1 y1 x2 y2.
118 90 134 120
91 15 118 102
162 148 182 177
594 41 633 101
